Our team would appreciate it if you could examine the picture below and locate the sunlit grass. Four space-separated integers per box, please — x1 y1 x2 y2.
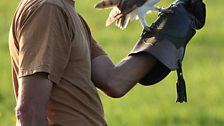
1 0 224 125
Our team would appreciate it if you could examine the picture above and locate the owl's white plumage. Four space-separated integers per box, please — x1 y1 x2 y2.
95 0 163 30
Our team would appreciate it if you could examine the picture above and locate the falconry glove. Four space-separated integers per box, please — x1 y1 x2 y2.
129 0 206 103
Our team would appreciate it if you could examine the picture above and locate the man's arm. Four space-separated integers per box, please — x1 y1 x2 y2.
12 69 19 100
91 54 156 98
16 73 52 126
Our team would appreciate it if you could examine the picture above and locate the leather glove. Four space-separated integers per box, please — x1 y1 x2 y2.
176 0 206 29
129 0 206 103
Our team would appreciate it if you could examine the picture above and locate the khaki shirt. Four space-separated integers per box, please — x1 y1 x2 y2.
9 0 107 125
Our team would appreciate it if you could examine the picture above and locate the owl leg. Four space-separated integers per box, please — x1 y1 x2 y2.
153 6 174 13
139 16 151 31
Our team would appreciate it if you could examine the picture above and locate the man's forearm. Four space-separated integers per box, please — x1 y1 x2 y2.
16 73 52 126
107 54 156 97
91 54 156 97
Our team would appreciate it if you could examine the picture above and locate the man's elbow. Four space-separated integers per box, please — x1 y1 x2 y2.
16 103 45 124
16 104 34 124
103 81 127 98
105 88 126 98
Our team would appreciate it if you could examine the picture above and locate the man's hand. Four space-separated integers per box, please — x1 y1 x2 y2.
16 73 52 126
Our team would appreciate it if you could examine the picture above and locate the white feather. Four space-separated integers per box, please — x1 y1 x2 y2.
126 0 160 28
106 0 161 29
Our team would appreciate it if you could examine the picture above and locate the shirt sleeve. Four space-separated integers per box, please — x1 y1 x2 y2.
18 3 72 84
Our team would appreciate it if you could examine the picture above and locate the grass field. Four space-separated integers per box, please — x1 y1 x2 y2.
0 0 224 125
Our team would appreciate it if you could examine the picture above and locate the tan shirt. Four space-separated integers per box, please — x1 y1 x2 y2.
9 0 107 125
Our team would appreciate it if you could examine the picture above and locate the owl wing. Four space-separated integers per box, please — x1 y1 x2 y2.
106 0 147 26
119 0 147 14
95 0 120 8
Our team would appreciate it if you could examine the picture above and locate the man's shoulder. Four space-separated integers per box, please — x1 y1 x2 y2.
16 0 74 24
20 0 72 12
44 0 72 9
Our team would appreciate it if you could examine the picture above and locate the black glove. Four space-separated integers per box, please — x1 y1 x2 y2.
129 0 206 103
177 0 206 29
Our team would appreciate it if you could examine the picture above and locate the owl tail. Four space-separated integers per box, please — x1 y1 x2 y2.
94 0 120 9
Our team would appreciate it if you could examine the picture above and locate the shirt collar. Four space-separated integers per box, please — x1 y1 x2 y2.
65 0 75 6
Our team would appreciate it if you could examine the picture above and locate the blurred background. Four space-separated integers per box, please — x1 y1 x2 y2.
0 0 223 125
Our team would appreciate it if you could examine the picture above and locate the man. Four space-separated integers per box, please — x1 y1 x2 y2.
8 0 205 126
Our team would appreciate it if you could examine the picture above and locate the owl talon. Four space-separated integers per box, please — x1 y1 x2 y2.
143 22 157 32
160 8 174 14
144 27 152 32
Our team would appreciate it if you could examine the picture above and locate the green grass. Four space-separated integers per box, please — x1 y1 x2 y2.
1 0 224 125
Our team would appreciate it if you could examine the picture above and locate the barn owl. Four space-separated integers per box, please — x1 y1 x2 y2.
95 0 172 31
